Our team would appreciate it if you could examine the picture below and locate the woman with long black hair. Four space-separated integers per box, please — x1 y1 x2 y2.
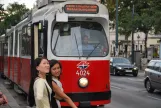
28 57 57 108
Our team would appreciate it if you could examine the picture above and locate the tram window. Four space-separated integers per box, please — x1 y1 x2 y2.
4 41 8 56
51 22 109 57
21 26 31 56
0 42 1 56
10 33 13 56
14 30 18 56
39 33 44 55
0 42 4 56
27 26 31 56
19 32 22 56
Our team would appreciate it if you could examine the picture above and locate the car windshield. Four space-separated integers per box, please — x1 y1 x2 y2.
113 58 131 64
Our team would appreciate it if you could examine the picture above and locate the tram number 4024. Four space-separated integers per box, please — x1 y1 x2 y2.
76 70 90 76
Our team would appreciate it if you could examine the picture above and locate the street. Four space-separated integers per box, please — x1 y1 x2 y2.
106 72 161 108
1 72 161 108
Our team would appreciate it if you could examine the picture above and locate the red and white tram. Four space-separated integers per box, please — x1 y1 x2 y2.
0 34 5 75
0 0 111 107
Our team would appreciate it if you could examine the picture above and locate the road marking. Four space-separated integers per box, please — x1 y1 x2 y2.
138 90 147 92
127 78 144 82
111 85 122 90
147 96 161 101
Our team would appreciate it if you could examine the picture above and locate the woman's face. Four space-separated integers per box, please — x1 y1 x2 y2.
36 59 50 74
51 63 61 78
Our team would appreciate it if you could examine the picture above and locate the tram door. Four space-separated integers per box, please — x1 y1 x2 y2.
31 21 47 76
1 43 5 75
0 42 3 73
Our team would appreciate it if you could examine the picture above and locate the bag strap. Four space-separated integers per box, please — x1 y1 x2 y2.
52 79 57 85
45 83 52 108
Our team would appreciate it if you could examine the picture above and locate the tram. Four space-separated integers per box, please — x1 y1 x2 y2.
0 34 5 75
0 0 111 107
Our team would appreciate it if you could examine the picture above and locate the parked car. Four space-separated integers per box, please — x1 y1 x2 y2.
110 57 138 76
144 60 161 93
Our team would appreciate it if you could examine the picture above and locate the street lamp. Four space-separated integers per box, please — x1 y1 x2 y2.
137 35 140 50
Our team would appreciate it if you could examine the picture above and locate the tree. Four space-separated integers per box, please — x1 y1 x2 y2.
118 11 133 57
151 0 161 34
0 2 29 35
116 0 154 58
6 2 29 26
104 0 121 29
0 4 7 22
103 0 161 57
133 0 154 57
0 4 7 34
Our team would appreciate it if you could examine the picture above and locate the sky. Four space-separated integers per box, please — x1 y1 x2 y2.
0 0 37 9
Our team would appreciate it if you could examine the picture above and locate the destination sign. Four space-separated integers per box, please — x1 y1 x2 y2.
64 4 99 14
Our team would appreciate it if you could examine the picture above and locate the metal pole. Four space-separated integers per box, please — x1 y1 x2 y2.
115 0 118 57
138 40 139 50
159 39 161 59
131 4 134 63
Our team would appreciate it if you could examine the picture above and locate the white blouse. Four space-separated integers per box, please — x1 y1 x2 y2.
52 77 63 108
34 78 52 108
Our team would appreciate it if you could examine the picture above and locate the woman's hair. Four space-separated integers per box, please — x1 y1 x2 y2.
27 57 47 107
46 59 62 88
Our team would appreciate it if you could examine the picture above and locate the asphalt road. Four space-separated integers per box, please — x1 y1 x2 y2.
105 72 161 108
1 72 161 108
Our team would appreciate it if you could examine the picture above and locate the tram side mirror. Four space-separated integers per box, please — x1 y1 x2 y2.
60 23 71 36
38 21 44 32
56 13 68 22
38 20 48 32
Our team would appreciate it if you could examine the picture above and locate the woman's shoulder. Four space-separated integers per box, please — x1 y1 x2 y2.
34 78 45 84
54 80 62 88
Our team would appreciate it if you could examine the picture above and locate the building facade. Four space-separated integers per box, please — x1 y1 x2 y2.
110 29 160 58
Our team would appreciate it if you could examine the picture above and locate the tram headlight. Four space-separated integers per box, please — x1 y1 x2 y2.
78 77 89 88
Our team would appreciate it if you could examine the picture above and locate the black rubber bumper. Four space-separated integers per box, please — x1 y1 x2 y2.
60 90 111 102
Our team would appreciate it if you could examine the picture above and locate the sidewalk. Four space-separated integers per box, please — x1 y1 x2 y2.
0 77 20 108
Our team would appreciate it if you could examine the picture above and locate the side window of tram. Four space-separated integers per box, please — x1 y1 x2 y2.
4 40 8 56
39 33 44 56
21 26 31 56
0 43 1 55
10 33 13 56
14 30 18 56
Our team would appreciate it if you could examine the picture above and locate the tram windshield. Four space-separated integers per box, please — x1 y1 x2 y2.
51 22 108 57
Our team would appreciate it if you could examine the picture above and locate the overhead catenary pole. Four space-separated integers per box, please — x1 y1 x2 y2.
115 0 118 57
131 4 134 64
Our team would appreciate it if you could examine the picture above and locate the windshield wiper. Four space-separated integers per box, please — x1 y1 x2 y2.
86 43 100 59
53 32 60 54
74 33 80 59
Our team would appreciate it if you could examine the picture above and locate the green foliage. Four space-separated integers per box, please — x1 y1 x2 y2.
103 0 161 57
0 2 29 35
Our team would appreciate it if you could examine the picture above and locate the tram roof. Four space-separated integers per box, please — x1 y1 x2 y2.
32 0 108 21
